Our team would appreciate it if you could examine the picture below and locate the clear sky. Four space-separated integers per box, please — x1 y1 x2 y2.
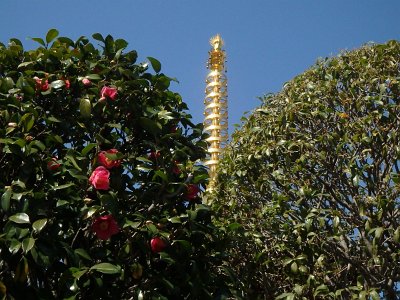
1 1 399 132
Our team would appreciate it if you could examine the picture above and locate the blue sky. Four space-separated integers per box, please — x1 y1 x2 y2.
1 1 399 133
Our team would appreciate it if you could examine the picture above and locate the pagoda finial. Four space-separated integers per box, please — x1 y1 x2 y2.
204 34 228 193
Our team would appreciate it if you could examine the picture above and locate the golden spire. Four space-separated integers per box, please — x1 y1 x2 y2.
204 34 228 191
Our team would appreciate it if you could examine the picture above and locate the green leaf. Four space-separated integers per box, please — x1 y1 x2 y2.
79 98 91 119
394 227 399 243
158 110 174 120
32 140 46 151
9 213 30 224
227 222 242 231
92 33 105 43
66 154 82 171
83 206 100 219
168 216 182 224
139 117 161 135
47 116 61 123
172 240 191 251
75 248 92 261
114 38 128 51
50 79 65 89
32 218 48 233
81 143 96 156
104 35 114 55
313 284 329 297
22 237 35 253
56 200 69 207
153 170 168 182
46 29 59 44
52 183 75 190
3 77 15 91
57 36 74 47
370 290 380 300
1 187 12 211
147 57 161 73
352 175 359 186
90 263 121 274
146 223 158 235
31 37 45 46
72 269 88 279
374 227 383 239
290 262 298 274
106 123 122 130
53 135 63 144
8 239 21 254
276 293 295 300
123 220 141 229
85 74 101 80
19 113 35 132
18 61 34 69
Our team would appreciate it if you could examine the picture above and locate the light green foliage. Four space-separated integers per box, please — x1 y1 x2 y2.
212 41 400 299
0 30 230 299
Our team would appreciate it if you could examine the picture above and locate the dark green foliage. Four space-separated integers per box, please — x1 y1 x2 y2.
211 41 400 299
0 30 229 299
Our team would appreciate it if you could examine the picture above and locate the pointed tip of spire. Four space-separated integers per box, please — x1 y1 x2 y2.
210 34 224 50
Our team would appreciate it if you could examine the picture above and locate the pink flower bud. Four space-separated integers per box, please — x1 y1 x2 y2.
82 78 91 86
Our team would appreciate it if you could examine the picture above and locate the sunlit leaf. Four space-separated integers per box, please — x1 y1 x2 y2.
147 57 161 73
9 213 30 224
32 219 48 233
46 29 59 44
22 237 35 253
90 263 121 274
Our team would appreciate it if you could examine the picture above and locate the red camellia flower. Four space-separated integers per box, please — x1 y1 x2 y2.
47 158 61 172
98 149 121 169
150 237 167 253
148 151 160 161
92 215 120 240
89 166 110 190
185 184 200 200
64 79 70 89
34 77 49 91
172 161 181 175
82 78 91 86
99 86 118 101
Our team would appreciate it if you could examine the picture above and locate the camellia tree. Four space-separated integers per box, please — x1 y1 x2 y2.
0 30 230 299
210 41 400 299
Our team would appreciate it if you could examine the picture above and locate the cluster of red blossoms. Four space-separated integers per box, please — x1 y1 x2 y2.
86 121 199 250
34 76 70 92
90 149 121 240
89 149 121 191
34 77 117 104
44 84 119 241
34 77 49 91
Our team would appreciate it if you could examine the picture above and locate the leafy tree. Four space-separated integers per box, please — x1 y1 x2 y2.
211 41 400 299
0 30 229 299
